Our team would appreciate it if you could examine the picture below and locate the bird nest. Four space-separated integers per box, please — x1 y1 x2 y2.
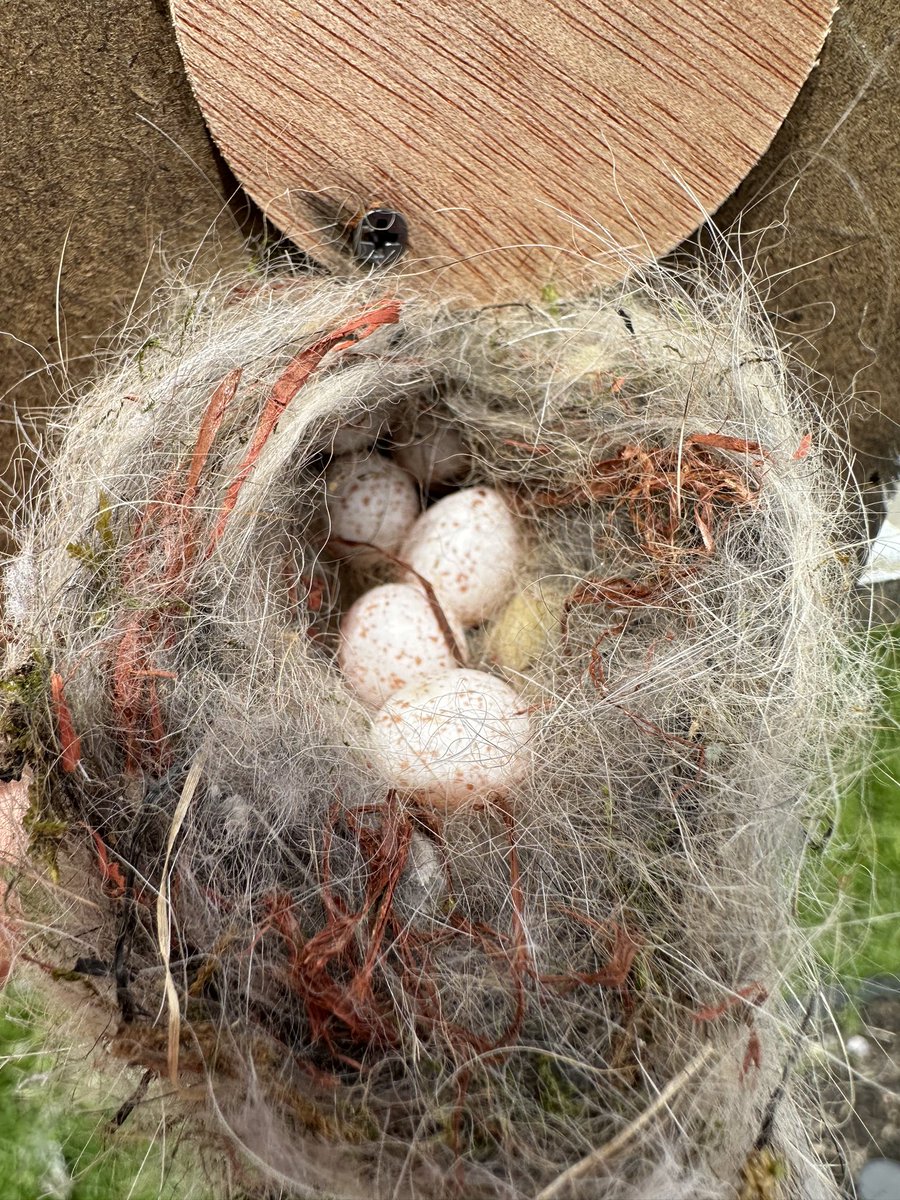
0 262 863 1199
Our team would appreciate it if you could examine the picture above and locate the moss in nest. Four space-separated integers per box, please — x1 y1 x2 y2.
738 1147 789 1200
533 1054 585 1118
1 657 48 758
1 659 71 877
22 788 68 883
135 336 164 379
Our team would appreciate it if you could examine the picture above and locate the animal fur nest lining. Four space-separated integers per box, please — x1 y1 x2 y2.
1 265 862 1199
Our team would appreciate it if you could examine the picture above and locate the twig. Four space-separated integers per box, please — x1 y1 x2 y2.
534 1043 718 1199
111 1067 154 1129
755 991 817 1150
157 746 208 1085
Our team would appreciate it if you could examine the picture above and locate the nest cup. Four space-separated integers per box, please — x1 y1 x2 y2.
1 262 864 1199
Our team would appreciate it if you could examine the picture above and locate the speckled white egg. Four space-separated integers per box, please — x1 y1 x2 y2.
324 452 419 558
397 830 446 919
368 668 532 807
394 419 468 486
330 409 385 454
338 582 466 707
399 486 520 626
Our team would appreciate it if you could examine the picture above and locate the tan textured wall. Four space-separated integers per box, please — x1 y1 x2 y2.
722 2 900 484
0 0 897 538
0 0 245 543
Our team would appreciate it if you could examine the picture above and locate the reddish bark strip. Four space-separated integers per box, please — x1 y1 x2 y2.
207 297 401 555
50 671 81 773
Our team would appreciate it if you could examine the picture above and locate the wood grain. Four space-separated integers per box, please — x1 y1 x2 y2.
171 0 835 301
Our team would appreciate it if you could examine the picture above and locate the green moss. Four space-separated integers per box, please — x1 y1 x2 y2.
2 661 46 733
540 283 561 317
533 1054 584 1118
22 769 68 882
177 295 202 351
803 625 900 980
66 492 120 606
0 655 71 877
65 540 102 569
135 337 163 380
0 985 214 1200
95 492 115 553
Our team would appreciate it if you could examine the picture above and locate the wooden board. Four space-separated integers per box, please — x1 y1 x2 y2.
171 0 834 301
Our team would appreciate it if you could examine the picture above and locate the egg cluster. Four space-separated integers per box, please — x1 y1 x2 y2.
322 415 532 809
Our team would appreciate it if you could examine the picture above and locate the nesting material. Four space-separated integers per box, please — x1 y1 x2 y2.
1 263 864 1200
329 407 386 455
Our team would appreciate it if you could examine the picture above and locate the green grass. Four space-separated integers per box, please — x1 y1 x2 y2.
0 985 212 1200
804 625 900 982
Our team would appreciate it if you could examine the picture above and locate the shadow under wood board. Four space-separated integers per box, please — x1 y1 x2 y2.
171 0 836 302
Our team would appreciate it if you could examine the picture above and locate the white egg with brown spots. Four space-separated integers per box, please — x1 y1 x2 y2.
338 582 466 708
368 668 531 807
394 418 469 486
329 409 385 454
324 452 419 558
399 486 520 626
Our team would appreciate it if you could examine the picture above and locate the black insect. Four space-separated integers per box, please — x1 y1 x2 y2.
351 209 408 268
